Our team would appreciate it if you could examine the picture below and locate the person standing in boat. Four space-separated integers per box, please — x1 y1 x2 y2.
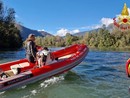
10 34 38 75
25 34 38 63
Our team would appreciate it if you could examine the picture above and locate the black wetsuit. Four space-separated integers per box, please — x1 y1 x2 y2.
25 41 37 63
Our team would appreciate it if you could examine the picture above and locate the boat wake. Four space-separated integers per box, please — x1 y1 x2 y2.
0 91 5 95
28 76 65 97
40 75 64 88
20 76 65 98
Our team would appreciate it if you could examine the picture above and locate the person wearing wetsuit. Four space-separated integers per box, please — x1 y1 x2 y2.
25 34 38 63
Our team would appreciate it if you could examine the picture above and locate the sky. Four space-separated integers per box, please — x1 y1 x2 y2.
3 0 130 36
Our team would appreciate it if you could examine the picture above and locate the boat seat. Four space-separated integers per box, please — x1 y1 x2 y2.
4 70 14 77
18 62 30 68
45 54 74 65
10 62 30 75
58 54 74 60
10 64 21 75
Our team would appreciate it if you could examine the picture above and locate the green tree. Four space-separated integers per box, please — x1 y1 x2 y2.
0 0 22 50
65 33 73 46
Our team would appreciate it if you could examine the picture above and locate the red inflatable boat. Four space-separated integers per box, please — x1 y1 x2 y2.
0 44 89 91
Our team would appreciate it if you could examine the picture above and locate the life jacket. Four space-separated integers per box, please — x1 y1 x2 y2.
37 49 50 56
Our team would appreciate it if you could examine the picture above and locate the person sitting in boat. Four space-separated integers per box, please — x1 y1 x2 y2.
25 34 38 63
0 68 8 80
37 47 51 67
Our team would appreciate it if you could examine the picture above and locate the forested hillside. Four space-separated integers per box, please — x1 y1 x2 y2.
0 0 23 50
35 28 130 51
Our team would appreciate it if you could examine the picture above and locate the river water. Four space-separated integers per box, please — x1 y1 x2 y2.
0 49 130 98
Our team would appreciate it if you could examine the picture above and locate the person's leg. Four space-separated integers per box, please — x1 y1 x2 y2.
42 55 47 66
38 58 42 67
26 55 35 63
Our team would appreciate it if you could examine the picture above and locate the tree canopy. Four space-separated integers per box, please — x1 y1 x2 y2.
0 0 23 50
35 27 130 51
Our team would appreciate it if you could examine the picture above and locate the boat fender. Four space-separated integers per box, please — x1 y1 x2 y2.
126 59 130 77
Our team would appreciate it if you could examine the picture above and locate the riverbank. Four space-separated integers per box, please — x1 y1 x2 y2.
1 44 130 53
89 46 130 52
